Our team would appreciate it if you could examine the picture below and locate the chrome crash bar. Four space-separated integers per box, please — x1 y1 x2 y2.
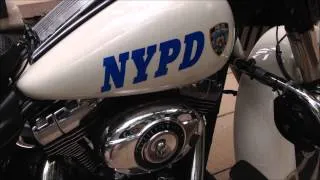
190 126 206 180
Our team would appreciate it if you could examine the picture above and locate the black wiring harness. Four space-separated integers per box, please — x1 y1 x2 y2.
275 26 293 81
11 25 40 84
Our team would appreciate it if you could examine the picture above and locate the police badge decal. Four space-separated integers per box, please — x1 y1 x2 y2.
210 23 229 56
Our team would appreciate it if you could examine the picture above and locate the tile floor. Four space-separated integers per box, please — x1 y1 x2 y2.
207 72 238 180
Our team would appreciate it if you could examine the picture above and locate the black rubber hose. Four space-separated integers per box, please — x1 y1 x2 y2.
275 26 293 81
276 44 293 81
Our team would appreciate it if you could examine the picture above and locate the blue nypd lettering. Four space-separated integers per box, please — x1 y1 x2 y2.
101 52 129 92
154 38 181 78
132 45 157 84
101 31 205 92
179 31 205 70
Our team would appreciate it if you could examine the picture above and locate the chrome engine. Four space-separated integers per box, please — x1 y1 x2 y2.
29 100 206 176
26 73 224 179
32 100 97 145
101 104 204 174
31 100 103 173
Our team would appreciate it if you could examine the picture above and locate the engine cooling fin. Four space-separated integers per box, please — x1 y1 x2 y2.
43 124 101 173
28 100 103 174
182 96 218 115
179 74 225 115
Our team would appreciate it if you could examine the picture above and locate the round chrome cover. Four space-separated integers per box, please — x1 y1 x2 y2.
101 104 204 175
143 131 178 164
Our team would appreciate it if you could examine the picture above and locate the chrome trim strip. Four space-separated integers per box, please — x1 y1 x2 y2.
33 1 95 42
32 0 115 62
16 136 36 149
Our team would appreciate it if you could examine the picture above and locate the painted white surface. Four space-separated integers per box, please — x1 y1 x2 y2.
234 27 298 179
17 0 235 100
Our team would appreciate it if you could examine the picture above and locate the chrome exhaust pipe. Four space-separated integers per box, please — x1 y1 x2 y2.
190 128 205 180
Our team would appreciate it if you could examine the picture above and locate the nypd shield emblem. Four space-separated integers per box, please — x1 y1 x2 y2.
210 23 229 56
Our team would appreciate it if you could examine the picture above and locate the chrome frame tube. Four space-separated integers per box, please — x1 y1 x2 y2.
190 128 205 180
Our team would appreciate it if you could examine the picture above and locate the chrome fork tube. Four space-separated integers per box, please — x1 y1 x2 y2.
190 128 205 180
287 27 320 82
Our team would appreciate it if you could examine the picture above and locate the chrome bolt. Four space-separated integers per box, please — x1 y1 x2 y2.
156 139 167 157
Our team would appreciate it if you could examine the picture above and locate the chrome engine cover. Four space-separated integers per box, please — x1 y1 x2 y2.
32 100 97 145
101 104 204 175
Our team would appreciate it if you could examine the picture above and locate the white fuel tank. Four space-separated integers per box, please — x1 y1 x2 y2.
17 0 235 100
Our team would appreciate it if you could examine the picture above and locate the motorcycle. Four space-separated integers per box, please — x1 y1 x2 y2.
0 0 320 179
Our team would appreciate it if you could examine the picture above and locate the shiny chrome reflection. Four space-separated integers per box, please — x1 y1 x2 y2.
287 28 320 82
270 76 320 124
42 161 64 180
16 136 36 149
33 100 97 145
143 131 178 164
102 104 204 175
191 126 205 180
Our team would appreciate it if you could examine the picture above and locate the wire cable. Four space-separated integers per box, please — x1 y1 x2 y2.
276 26 293 81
